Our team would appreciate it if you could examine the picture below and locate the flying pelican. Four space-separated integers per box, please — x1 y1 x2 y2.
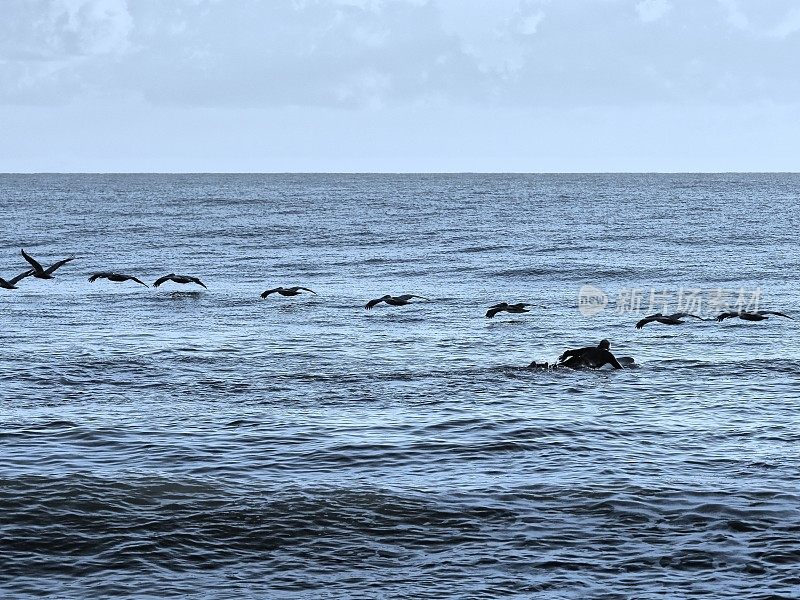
89 272 149 287
635 312 705 329
365 294 429 310
715 310 793 322
261 286 316 299
0 269 33 290
20 249 75 279
485 302 530 318
153 274 208 289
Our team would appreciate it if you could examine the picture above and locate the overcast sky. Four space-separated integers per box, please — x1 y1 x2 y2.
1 0 798 172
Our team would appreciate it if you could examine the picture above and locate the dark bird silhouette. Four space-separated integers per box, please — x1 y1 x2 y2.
365 294 429 310
558 339 624 369
89 272 149 287
0 269 34 290
261 286 316 299
153 274 207 289
635 311 705 329
485 302 530 318
20 249 75 279
715 310 793 322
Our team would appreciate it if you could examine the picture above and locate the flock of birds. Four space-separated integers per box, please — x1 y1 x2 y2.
0 250 211 292
0 249 794 328
633 309 793 327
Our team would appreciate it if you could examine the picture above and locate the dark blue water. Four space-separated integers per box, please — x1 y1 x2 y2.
1 174 799 598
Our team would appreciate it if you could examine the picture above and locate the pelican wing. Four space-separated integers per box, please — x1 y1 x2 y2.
188 276 207 289
261 288 281 298
715 311 738 322
20 249 44 273
130 276 149 287
153 275 173 288
9 269 34 285
365 296 387 310
396 294 429 301
296 287 316 294
485 306 506 318
758 310 793 319
668 312 704 320
635 316 656 329
89 272 110 282
0 272 30 289
44 257 75 275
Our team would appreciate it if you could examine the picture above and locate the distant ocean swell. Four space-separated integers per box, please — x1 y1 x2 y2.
2 476 799 595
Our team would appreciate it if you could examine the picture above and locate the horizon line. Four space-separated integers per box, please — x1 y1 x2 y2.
2 171 799 176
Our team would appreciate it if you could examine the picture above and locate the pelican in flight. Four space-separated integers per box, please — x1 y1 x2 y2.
89 272 149 287
635 312 705 329
153 274 207 289
261 286 316 299
365 294 429 310
485 302 530 318
20 249 75 279
0 269 33 290
715 310 793 322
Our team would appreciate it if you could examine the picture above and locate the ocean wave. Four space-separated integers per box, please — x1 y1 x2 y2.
1 477 798 597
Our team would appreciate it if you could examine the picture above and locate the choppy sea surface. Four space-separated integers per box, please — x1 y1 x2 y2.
1 173 799 599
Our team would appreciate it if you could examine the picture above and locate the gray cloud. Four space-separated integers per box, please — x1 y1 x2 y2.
2 0 800 108
1 0 799 172
120 0 484 108
636 0 672 23
0 0 131 61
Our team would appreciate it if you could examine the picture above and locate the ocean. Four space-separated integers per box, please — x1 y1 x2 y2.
1 173 799 598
